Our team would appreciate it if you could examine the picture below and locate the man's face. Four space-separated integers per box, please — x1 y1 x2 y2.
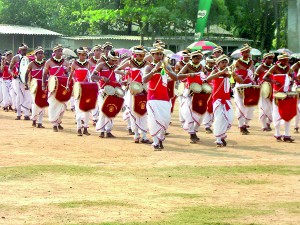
20 49 27 56
279 58 289 66
152 52 164 61
214 51 222 58
265 57 274 66
241 50 250 59
219 60 228 69
36 51 44 61
208 62 215 68
94 49 102 58
79 53 87 61
183 56 190 62
134 53 145 61
108 58 119 66
54 49 63 58
192 55 202 64
104 46 112 55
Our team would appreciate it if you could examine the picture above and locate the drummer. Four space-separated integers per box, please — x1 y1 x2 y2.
67 47 91 136
9 43 31 120
25 46 46 128
202 57 216 134
206 55 239 147
254 52 275 132
178 50 206 143
143 46 177 150
291 60 300 133
88 44 102 126
115 45 152 144
175 50 190 126
99 42 113 63
212 46 223 59
42 44 70 132
232 43 255 135
91 50 120 138
263 53 295 142
1 50 14 112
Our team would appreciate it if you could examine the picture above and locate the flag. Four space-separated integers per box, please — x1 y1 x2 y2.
195 0 213 41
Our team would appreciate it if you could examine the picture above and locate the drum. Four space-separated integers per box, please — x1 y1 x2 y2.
133 93 147 116
286 92 299 98
261 82 272 98
129 82 143 95
19 56 30 83
30 78 39 94
30 78 48 108
296 87 300 93
202 83 212 94
177 82 185 96
73 82 99 112
238 85 261 106
104 85 115 96
167 80 175 99
115 86 125 98
101 95 124 118
189 82 202 94
48 76 73 102
274 92 287 100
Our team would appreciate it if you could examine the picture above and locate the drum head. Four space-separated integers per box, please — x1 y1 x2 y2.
286 92 298 97
19 57 30 83
48 76 57 92
73 82 81 99
104 85 115 96
190 82 202 93
115 87 125 98
30 78 38 94
261 82 271 98
274 92 287 100
178 82 185 95
202 83 212 94
130 82 143 94
296 87 300 93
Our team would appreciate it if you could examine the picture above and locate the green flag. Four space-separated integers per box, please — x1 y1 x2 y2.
195 0 212 41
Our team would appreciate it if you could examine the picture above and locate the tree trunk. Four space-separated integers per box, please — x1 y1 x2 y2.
260 1 268 50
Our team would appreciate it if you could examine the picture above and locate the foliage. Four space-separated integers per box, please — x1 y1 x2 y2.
0 0 288 49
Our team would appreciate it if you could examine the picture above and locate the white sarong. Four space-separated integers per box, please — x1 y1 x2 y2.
48 94 66 126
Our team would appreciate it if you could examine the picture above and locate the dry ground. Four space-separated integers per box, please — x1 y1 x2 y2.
0 101 299 225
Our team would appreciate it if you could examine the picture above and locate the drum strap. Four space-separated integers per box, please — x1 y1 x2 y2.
51 65 63 77
100 70 114 89
148 75 162 91
131 70 141 83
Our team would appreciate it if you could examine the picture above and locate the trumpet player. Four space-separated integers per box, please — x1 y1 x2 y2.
206 55 240 147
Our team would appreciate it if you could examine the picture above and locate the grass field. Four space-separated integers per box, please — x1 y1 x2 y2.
0 103 299 225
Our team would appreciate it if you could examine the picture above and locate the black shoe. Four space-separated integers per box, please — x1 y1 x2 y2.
283 137 295 143
106 132 116 138
78 129 83 136
240 127 248 135
24 116 30 121
216 142 224 147
134 138 140 143
15 116 21 120
83 128 91 136
37 124 45 128
221 138 227 147
295 128 299 134
159 140 164 149
244 126 250 134
165 132 170 136
128 128 134 135
3 107 8 112
32 120 37 127
153 144 161 151
190 133 199 143
99 132 105 138
205 127 213 134
141 139 152 144
276 136 282 142
8 105 13 111
58 124 64 130
53 126 58 132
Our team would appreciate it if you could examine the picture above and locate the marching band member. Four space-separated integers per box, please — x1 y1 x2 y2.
202 57 216 134
91 50 121 138
211 46 223 59
88 44 102 126
233 44 256 135
254 52 275 131
25 46 46 128
115 45 152 144
9 43 31 120
263 54 295 142
99 42 113 63
67 47 91 136
42 44 70 132
207 55 240 147
175 50 190 126
178 50 207 143
1 51 13 112
143 46 177 150
291 60 300 133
